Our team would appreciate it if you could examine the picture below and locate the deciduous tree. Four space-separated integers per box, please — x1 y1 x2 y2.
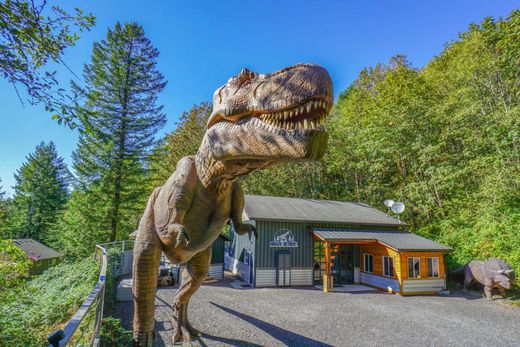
0 0 95 125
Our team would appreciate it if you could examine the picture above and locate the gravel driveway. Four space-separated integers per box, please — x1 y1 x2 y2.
116 275 520 347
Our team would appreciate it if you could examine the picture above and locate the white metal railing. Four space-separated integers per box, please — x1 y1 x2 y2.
47 241 134 347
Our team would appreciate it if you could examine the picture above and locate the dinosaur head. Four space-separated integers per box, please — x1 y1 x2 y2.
196 63 333 186
495 269 514 289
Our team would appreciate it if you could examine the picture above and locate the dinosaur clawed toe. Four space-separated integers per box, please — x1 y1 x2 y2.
173 302 202 344
133 330 155 347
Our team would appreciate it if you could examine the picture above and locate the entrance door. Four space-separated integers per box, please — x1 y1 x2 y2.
337 245 354 284
276 252 291 286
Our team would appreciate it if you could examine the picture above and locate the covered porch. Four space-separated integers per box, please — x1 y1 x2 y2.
310 227 452 294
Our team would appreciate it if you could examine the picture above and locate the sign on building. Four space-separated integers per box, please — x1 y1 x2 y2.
269 228 298 247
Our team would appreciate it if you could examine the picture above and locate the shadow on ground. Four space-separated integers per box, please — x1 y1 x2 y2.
210 302 333 347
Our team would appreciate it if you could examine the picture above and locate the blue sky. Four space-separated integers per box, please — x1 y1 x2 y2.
1 1 519 195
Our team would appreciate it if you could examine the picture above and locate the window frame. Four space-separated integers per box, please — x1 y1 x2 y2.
427 257 440 278
363 253 374 273
382 256 394 277
408 257 421 279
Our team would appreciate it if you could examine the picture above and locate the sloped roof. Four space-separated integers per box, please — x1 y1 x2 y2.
244 195 404 227
311 228 452 252
13 239 63 260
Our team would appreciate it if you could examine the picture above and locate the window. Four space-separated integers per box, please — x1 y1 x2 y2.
383 256 394 277
364 254 373 273
408 257 421 278
427 257 440 278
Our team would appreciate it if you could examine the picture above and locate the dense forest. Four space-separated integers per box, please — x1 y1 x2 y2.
148 12 520 274
1 11 519 277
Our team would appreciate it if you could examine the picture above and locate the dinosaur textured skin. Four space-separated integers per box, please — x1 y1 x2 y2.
132 63 333 345
463 258 515 300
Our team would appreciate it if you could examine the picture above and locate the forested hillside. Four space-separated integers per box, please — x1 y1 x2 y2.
1 12 518 275
244 12 520 272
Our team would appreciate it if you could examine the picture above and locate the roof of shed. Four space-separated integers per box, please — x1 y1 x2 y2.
13 239 63 260
244 195 404 227
310 228 452 252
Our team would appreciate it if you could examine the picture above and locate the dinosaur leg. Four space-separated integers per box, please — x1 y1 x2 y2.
463 269 472 293
499 287 507 298
132 232 162 346
172 246 211 344
484 285 493 300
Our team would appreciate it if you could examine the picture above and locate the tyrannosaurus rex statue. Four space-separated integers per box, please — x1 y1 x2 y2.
132 63 333 345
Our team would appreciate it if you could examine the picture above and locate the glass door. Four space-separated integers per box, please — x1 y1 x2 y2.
336 245 354 284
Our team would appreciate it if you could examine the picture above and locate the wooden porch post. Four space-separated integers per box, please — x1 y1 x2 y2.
324 241 331 292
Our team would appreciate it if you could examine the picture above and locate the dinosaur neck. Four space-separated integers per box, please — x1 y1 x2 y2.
195 133 272 188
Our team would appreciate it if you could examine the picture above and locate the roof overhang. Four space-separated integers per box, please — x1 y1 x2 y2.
309 227 453 253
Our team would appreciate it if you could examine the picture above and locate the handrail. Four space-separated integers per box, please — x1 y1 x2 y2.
47 241 133 347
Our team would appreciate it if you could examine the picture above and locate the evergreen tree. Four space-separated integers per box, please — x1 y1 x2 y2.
6 142 69 243
0 179 8 236
57 187 111 257
71 22 167 242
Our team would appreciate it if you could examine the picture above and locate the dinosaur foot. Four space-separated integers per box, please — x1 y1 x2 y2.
133 330 155 347
173 302 202 344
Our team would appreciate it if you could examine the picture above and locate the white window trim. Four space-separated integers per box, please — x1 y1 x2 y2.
427 257 440 278
382 256 394 277
408 257 421 279
363 253 373 273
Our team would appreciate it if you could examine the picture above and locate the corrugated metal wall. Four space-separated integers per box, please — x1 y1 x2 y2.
209 263 224 279
211 236 226 264
254 221 375 269
402 279 446 293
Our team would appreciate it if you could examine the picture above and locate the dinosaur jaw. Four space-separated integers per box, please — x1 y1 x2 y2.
207 63 334 129
208 95 332 130
195 117 329 187
205 116 329 163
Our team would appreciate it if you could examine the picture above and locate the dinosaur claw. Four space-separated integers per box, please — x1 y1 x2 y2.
172 302 202 344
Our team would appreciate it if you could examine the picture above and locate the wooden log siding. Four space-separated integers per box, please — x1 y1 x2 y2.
399 251 447 294
359 243 401 292
359 244 447 294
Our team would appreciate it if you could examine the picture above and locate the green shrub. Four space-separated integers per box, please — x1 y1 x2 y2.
0 257 99 346
0 239 31 290
100 317 133 347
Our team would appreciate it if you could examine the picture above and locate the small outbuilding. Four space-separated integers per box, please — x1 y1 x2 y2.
227 195 452 295
13 239 64 275
209 233 230 280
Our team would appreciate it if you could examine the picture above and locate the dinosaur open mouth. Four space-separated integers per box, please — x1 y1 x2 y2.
256 97 331 131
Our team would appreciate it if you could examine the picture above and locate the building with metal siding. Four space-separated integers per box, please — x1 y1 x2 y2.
228 195 452 295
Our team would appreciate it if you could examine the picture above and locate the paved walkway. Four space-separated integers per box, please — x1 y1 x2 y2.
116 275 520 346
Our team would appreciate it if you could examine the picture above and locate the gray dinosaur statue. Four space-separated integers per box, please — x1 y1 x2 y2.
463 258 515 300
132 63 333 345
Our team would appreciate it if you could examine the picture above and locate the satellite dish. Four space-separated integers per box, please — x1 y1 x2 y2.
391 202 405 214
384 199 395 208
